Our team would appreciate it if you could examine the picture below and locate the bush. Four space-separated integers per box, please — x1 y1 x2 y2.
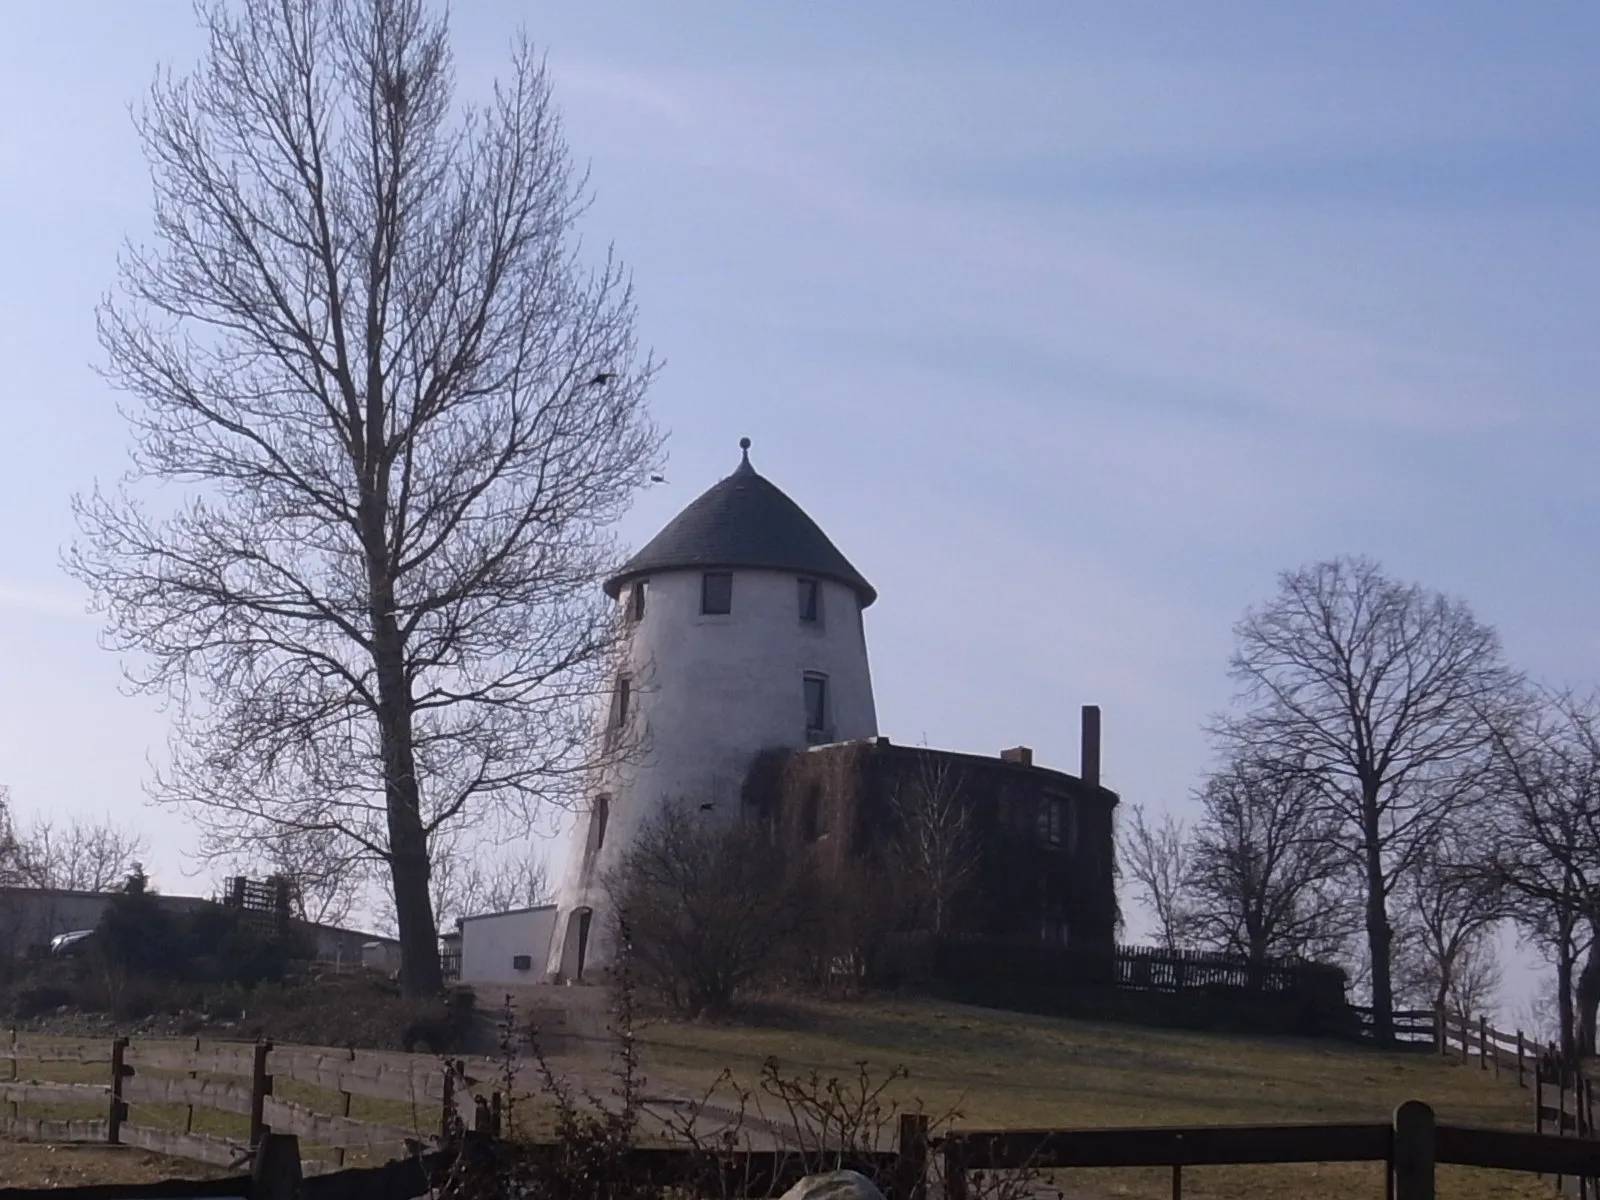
11 983 74 1019
606 802 812 1017
95 868 181 979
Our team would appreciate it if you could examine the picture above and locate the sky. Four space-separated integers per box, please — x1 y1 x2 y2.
1 2 1597 1017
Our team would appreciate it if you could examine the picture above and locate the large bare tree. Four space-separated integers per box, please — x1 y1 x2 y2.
1187 752 1354 965
1483 690 1600 1061
68 0 660 994
1215 556 1519 1041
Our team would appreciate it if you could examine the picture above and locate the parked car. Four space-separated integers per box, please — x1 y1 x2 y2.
49 930 96 957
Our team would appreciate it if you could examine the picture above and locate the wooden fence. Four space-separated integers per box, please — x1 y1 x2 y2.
9 1100 1600 1200
940 1100 1600 1200
1350 1006 1439 1048
0 1031 468 1172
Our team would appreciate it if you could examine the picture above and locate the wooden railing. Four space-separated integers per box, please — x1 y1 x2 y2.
1434 1009 1542 1087
0 1030 471 1172
1350 1006 1439 1047
940 1101 1600 1200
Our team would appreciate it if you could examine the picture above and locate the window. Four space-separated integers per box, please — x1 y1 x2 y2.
798 578 821 625
803 673 829 742
702 571 733 615
590 795 611 856
628 580 647 622
613 675 631 727
1038 796 1070 848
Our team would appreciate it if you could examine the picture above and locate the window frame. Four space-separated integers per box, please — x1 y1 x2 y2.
803 672 830 740
701 571 733 615
1037 795 1070 848
613 675 631 728
798 577 822 626
628 579 647 622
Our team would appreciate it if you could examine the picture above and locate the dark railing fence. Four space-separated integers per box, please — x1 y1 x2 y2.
932 938 1348 1002
11 1100 1600 1200
1111 942 1346 998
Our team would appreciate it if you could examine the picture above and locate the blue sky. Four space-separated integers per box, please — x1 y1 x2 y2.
1 3 1596 1009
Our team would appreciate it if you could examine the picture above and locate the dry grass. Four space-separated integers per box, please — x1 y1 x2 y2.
625 996 1551 1200
0 997 1563 1198
0 1142 216 1189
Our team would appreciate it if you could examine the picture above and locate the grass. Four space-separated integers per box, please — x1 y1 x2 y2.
0 996 1564 1198
624 996 1551 1200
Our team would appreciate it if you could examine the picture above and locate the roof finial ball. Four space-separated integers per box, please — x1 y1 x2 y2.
739 436 752 460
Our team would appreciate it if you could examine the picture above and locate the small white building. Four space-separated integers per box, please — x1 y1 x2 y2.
459 905 558 989
547 439 878 981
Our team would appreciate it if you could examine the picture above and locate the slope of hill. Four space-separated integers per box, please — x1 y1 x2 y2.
616 995 1549 1200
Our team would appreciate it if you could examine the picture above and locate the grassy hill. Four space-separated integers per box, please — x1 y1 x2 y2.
622 996 1549 1200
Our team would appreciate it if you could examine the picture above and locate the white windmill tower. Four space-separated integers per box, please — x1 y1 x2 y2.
547 438 878 980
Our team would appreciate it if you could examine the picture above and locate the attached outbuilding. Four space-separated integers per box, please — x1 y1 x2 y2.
459 904 558 989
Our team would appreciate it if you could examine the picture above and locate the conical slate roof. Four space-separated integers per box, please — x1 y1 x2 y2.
606 439 876 606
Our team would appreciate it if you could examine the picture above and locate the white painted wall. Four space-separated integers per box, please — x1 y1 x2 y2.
548 568 876 980
461 906 558 989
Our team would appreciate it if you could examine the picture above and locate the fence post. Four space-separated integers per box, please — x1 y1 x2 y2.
252 1132 302 1200
249 1040 273 1149
1433 1007 1446 1057
1392 1100 1435 1200
108 1036 129 1146
1478 1016 1489 1072
333 1046 356 1168
1459 1016 1469 1063
441 1061 457 1146
894 1113 930 1200
6 1029 16 1126
943 1137 969 1200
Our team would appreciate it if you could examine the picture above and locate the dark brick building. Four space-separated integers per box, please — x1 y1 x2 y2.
742 705 1119 952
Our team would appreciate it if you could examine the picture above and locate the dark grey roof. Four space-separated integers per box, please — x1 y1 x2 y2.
606 441 876 606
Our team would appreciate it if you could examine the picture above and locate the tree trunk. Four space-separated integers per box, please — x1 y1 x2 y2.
1575 931 1600 1060
365 496 442 996
1559 941 1577 1067
377 654 443 997
1363 804 1394 1044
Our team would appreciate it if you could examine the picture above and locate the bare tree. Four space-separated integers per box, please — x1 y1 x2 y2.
236 825 369 928
1117 805 1196 951
424 830 552 930
0 788 20 887
14 814 149 894
1482 690 1600 1061
1392 828 1504 1023
1216 556 1519 1042
68 0 660 994
1187 753 1354 964
888 753 977 936
607 803 806 1017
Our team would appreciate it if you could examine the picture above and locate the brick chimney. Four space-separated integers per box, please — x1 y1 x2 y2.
1081 705 1101 788
999 746 1033 766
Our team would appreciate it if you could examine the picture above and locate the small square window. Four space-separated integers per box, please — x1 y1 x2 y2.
702 572 733 615
628 580 647 622
798 578 821 624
